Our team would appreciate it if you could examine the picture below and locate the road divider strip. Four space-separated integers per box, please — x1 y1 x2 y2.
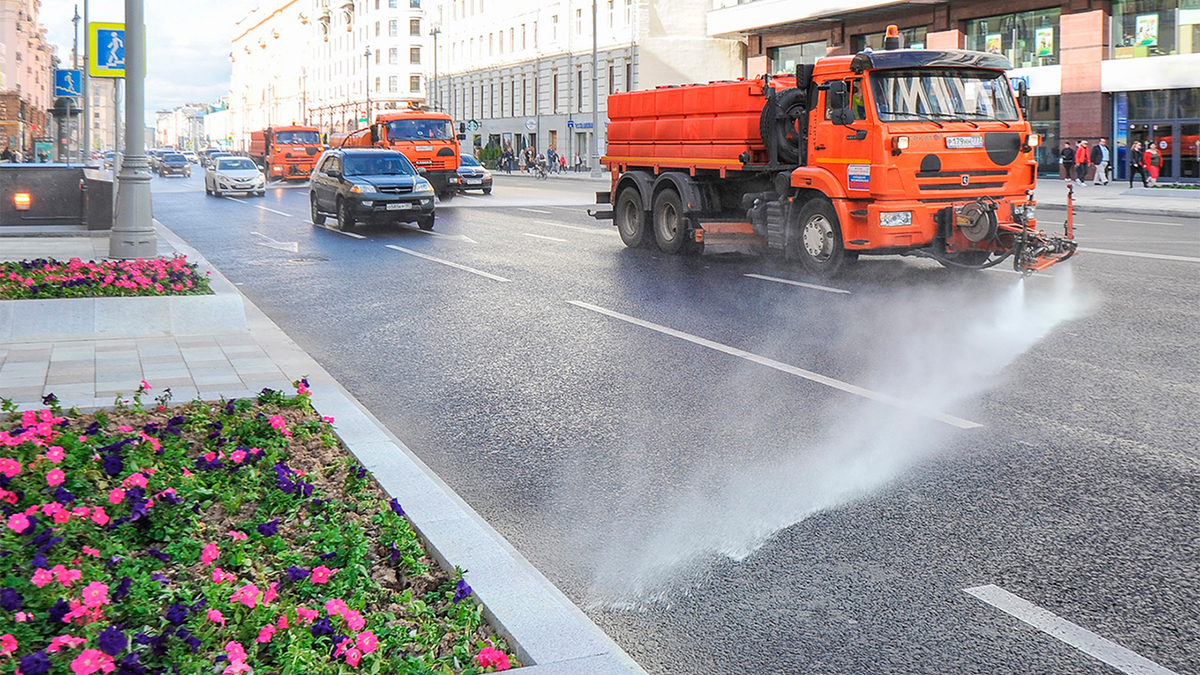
963 585 1180 675
567 300 982 429
1077 247 1199 263
744 273 850 294
523 233 569 242
385 245 510 282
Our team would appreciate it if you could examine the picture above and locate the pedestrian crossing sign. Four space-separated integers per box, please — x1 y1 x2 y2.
89 22 126 78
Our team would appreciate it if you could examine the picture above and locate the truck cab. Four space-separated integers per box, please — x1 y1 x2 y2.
251 125 323 181
332 108 462 200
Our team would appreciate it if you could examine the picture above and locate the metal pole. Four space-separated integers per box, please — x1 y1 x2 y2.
430 27 439 109
590 0 601 177
83 0 91 162
364 47 371 127
110 0 155 258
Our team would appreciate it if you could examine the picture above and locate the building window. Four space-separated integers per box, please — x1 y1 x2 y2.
389 0 397 6
553 73 559 113
388 20 398 37
767 41 826 74
1113 0 1199 58
410 19 420 37
376 48 381 64
577 68 584 109
410 0 420 7
389 76 398 92
576 8 583 35
964 8 1061 68
411 76 422 92
410 47 421 64
626 62 632 91
375 76 380 92
552 15 558 42
522 23 526 50
609 64 616 94
375 22 380 37
389 47 398 64
608 0 614 28
854 26 928 51
625 0 631 25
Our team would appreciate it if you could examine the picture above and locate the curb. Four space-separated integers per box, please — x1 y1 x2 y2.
1035 202 1196 219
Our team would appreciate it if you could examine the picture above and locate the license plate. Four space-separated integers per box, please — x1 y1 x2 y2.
386 202 412 211
466 179 482 185
946 136 984 149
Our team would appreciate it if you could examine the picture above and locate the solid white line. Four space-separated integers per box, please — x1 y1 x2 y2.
223 196 293 217
523 233 568 242
334 229 366 239
1104 218 1182 227
520 208 553 214
567 300 981 429
1079 247 1200 263
744 273 851 295
964 585 1180 675
385 244 510 282
533 220 618 236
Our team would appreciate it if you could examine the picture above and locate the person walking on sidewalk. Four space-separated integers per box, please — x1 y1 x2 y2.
1144 143 1162 186
1091 138 1110 185
1074 140 1091 185
1128 141 1148 187
1060 141 1076 182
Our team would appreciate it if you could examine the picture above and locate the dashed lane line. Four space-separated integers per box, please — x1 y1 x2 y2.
520 208 553 214
385 245 510 282
744 274 851 294
1104 218 1183 227
523 233 568 242
964 585 1180 675
223 196 294 218
1078 247 1200 263
567 300 982 429
533 220 618 236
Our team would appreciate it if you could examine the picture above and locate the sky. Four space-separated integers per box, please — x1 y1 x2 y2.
40 0 254 124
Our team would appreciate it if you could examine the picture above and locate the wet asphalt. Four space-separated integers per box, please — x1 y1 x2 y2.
150 171 1199 675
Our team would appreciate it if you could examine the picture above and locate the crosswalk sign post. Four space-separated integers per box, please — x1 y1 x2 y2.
89 22 126 78
54 70 84 98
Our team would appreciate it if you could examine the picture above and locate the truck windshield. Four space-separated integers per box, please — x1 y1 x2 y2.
274 130 321 145
385 119 454 141
870 68 1019 122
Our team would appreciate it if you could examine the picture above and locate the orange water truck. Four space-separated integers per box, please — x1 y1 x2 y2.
249 125 323 181
330 105 462 200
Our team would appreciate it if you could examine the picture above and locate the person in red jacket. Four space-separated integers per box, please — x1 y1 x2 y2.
1074 140 1091 185
1144 143 1163 186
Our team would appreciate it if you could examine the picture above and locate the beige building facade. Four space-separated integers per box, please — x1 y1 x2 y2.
0 0 55 154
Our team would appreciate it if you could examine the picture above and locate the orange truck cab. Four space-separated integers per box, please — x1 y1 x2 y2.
329 108 461 199
249 126 323 181
598 27 1075 276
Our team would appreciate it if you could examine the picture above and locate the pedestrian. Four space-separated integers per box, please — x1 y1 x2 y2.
547 147 558 173
573 151 582 172
1091 138 1110 185
1060 141 1075 182
1074 140 1091 185
1128 141 1148 187
0 146 13 162
559 155 567 173
1144 142 1162 186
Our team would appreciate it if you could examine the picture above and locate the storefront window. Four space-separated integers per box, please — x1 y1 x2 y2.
1113 0 1200 57
767 41 827 74
965 8 1061 68
854 26 928 51
1027 95 1061 175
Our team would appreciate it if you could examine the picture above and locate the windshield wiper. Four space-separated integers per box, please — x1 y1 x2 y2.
955 112 1012 128
877 109 943 128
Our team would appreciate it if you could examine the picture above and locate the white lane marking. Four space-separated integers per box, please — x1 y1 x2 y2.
332 229 366 239
520 208 553 214
223 196 293 217
533 220 618 236
416 229 478 243
744 273 851 295
567 300 981 429
1104 218 1183 227
964 585 1180 675
385 244 510 282
250 231 299 253
1078 247 1200 263
523 233 568 242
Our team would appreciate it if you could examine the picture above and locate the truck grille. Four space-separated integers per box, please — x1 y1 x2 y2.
916 169 1008 192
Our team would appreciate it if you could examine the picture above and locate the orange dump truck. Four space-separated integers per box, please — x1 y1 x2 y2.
596 30 1076 276
249 126 323 181
330 108 461 199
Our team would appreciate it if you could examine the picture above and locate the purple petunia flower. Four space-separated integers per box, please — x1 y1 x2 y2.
165 603 188 625
256 519 279 537
0 587 22 612
48 597 71 623
112 576 132 601
53 486 75 504
452 578 473 604
389 542 402 565
102 452 124 477
42 393 58 406
389 498 405 517
30 553 49 569
150 573 169 586
286 565 309 582
310 617 334 637
18 651 51 675
116 653 147 675
147 548 170 562
98 625 128 656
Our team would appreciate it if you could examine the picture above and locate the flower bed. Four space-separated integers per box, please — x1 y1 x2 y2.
0 382 516 674
0 257 212 300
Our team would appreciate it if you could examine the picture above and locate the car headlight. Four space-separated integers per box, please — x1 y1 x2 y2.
879 211 913 227
482 171 492 179
413 180 435 196
349 185 365 193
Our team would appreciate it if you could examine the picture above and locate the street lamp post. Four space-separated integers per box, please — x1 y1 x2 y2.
590 0 601 177
429 26 440 109
110 0 155 258
364 47 371 128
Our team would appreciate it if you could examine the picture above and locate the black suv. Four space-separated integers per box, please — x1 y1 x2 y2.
159 152 191 177
309 148 435 231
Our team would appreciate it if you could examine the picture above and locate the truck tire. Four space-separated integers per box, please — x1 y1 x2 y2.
652 189 690 255
791 198 847 277
615 187 649 248
759 88 807 166
310 193 325 225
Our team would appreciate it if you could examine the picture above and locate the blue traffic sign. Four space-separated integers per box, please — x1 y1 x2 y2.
89 23 126 78
567 120 574 129
54 70 83 97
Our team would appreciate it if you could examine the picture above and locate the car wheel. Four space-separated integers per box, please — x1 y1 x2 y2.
205 183 212 195
337 198 355 231
213 186 222 197
790 198 847 278
254 191 264 198
438 190 455 202
417 214 435 231
310 193 325 224
483 187 492 195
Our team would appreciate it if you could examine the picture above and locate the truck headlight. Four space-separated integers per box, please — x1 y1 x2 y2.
880 211 912 227
1026 133 1041 147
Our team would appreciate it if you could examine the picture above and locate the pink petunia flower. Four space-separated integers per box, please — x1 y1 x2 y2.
268 415 286 430
52 565 82 587
343 610 365 632
225 641 247 663
32 568 54 587
81 581 109 608
0 458 20 478
116 426 133 433
90 507 110 526
122 473 147 489
0 634 17 656
325 598 348 617
15 612 30 622
72 506 91 517
230 584 260 609
48 634 87 652
263 582 278 606
207 609 226 626
295 607 318 624
201 543 220 565
7 513 30 533
355 630 378 655
108 489 125 504
82 546 100 557
276 613 289 629
345 647 362 667
256 625 276 643
140 380 152 391
211 568 236 584
46 446 65 463
227 530 247 541
46 468 65 486
71 648 113 675
229 449 246 464
310 565 334 584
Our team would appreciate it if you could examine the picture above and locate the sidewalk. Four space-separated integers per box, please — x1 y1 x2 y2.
0 223 645 675
1032 179 1199 219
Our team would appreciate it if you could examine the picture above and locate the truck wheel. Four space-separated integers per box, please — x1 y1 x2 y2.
438 190 455 202
615 187 649 248
336 198 355 231
652 189 689 255
760 88 808 166
310 193 325 225
791 199 847 277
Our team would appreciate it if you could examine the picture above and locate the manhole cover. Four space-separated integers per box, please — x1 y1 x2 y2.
288 256 329 264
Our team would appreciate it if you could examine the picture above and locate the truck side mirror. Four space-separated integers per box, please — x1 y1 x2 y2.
370 124 380 144
459 122 466 134
457 133 467 141
1016 79 1029 118
826 81 854 126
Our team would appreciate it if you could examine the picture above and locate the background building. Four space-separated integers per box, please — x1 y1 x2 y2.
434 0 745 165
708 0 1200 183
0 0 55 155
